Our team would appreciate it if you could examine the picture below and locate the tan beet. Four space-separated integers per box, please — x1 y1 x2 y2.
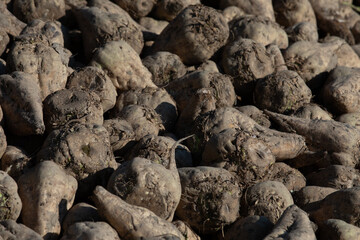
116 105 165 141
77 0 144 56
1 146 32 181
142 52 187 87
13 0 66 23
90 40 156 91
322 66 360 114
0 171 22 221
177 166 241 234
202 128 275 188
153 0 201 21
43 88 103 132
254 70 312 113
222 38 274 102
62 203 101 231
264 205 316 240
37 122 117 198
103 118 135 154
92 186 184 239
293 186 337 209
66 66 117 113
190 107 306 161
308 187 360 227
18 161 77 239
20 20 64 46
0 220 42 240
286 22 319 43
266 162 306 192
111 87 177 131
0 72 45 136
244 181 294 224
220 0 275 21
112 0 155 19
151 5 229 65
61 222 120 240
7 38 70 100
229 15 288 49
273 0 316 27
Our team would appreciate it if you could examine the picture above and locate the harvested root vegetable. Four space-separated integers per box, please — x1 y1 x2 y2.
293 186 337 209
0 72 45 136
0 2 26 37
66 66 117 113
321 66 360 114
322 36 360 68
151 5 229 65
222 38 274 102
172 220 200 240
243 181 294 224
229 15 288 49
62 202 101 231
74 0 143 58
18 161 77 239
92 186 184 239
0 171 22 221
254 70 312 113
176 166 241 234
219 0 275 21
13 0 66 23
153 0 201 21
37 121 117 198
284 41 338 90
115 105 165 141
308 187 360 227
61 222 120 240
223 215 273 240
306 165 360 189
222 6 244 23
20 20 64 46
112 0 155 19
90 40 156 91
0 220 42 240
7 37 71 100
265 111 360 163
263 205 316 240
43 88 103 132
139 17 169 36
107 156 181 221
166 70 236 113
111 87 177 131
310 0 359 45
202 128 275 188
266 44 288 73
142 52 187 87
266 162 306 192
286 22 319 43
190 107 306 161
292 103 332 120
197 60 219 73
0 30 9 56
175 88 217 139
337 112 360 130
273 0 316 27
318 219 360 240
236 105 271 128
126 135 193 168
103 118 135 154
1 145 32 181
